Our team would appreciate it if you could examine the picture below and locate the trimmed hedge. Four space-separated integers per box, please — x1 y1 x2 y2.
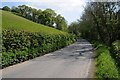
2 29 75 68
96 44 119 79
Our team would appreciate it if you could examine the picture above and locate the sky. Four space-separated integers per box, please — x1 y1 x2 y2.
1 0 88 25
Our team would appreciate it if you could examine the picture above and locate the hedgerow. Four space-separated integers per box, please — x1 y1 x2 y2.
112 40 120 63
2 29 75 68
112 40 120 76
96 45 119 79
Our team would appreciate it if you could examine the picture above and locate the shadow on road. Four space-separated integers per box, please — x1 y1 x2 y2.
34 39 96 61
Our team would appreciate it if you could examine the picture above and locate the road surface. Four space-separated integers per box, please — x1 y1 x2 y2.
2 39 95 78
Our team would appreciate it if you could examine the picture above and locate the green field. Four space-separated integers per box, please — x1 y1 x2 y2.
1 10 66 34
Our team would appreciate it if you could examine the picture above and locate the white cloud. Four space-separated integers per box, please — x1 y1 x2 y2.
26 0 86 13
25 0 87 24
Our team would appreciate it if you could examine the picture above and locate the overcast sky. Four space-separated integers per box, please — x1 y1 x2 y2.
1 0 88 24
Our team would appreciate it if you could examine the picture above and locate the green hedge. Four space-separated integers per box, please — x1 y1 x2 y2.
2 29 75 68
112 40 120 62
96 45 119 79
112 40 120 76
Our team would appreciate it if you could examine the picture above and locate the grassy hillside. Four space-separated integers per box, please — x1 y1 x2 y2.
1 10 65 34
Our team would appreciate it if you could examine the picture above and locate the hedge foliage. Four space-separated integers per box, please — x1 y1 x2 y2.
112 40 120 62
96 44 119 79
2 29 75 68
112 40 120 76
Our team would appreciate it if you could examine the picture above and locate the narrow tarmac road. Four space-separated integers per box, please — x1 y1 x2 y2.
2 39 95 78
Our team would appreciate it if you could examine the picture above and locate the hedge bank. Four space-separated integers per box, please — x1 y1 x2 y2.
96 44 119 79
2 29 75 68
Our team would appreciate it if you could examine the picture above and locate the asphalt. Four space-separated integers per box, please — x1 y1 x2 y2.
2 39 95 78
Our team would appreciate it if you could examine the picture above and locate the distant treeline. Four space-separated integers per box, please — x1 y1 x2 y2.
2 5 67 31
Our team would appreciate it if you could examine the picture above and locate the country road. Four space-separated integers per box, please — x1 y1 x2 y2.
2 39 95 78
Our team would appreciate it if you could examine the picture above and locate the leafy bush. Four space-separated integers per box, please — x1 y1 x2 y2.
112 40 120 61
112 40 120 75
2 29 75 68
95 44 107 57
96 45 119 79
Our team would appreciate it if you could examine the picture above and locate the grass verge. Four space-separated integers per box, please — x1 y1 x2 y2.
95 44 119 79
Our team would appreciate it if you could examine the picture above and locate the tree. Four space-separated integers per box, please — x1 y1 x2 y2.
32 8 38 22
68 21 80 36
2 6 11 11
77 2 120 45
11 6 20 13
36 9 42 23
38 8 56 27
55 14 67 31
18 5 26 17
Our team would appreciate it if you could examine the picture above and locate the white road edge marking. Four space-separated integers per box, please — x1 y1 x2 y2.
77 44 93 46
85 59 92 78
